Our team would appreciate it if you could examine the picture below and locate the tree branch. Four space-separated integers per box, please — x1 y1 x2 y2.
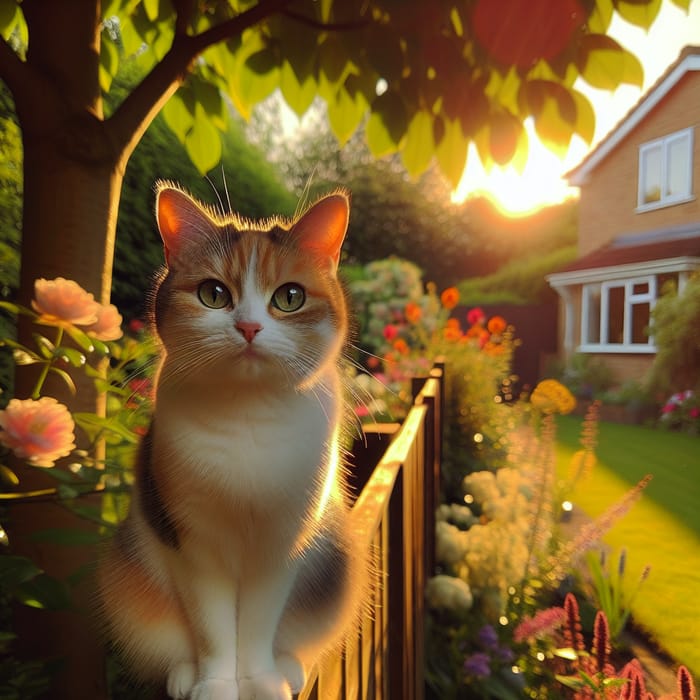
0 37 46 117
282 9 369 32
106 0 294 164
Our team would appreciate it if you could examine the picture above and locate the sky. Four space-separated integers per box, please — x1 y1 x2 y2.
453 0 700 215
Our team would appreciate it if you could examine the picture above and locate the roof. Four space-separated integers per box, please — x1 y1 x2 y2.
567 45 700 186
547 222 700 285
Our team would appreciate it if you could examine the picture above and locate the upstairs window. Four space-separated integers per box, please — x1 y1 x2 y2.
638 128 694 210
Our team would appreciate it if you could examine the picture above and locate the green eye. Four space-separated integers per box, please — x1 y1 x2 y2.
271 283 306 312
197 280 232 309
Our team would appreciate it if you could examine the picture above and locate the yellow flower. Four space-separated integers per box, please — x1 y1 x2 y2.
530 379 576 415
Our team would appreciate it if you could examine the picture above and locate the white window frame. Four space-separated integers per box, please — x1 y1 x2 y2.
637 127 694 212
580 276 657 353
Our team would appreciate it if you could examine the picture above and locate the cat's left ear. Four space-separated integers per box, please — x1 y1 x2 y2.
292 192 349 268
156 184 211 266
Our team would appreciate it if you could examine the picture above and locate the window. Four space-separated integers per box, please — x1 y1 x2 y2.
580 276 657 352
637 128 694 210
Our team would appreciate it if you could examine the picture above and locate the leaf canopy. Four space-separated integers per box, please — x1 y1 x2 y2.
1 0 686 186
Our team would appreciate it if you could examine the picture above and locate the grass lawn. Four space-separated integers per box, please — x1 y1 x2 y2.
555 415 700 675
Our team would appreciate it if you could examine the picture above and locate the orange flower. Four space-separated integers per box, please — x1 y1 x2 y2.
84 302 123 341
440 287 459 310
487 315 507 334
393 338 410 355
443 326 462 342
405 301 422 324
32 277 100 326
0 397 76 467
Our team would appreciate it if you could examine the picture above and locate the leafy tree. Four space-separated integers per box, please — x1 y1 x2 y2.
0 0 687 696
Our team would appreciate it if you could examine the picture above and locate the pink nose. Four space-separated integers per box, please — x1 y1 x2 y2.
235 321 262 343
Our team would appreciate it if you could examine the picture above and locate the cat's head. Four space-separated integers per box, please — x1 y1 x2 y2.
151 183 349 389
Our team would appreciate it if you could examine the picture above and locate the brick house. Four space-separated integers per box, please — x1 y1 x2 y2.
547 45 700 385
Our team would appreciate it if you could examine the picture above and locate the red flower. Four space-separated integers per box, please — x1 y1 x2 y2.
467 307 485 326
383 324 399 341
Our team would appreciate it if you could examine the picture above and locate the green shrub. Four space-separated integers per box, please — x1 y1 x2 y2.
647 273 700 395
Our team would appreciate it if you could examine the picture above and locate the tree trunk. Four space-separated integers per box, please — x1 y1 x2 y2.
8 138 123 699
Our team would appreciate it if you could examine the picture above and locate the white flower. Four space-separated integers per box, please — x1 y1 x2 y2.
426 575 473 613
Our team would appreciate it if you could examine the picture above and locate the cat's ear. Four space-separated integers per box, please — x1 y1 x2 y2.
155 185 211 266
291 192 349 268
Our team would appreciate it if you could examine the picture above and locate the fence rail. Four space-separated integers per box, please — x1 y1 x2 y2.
297 363 443 700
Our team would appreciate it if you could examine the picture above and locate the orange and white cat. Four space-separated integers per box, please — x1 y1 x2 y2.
98 184 364 700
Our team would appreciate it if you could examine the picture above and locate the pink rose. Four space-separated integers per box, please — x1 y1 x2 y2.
32 277 100 326
84 302 123 341
0 397 76 467
689 407 700 419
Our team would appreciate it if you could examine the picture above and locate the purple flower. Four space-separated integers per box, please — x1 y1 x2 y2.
477 625 499 650
464 652 491 678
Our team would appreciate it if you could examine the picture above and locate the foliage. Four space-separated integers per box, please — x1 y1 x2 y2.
550 353 616 400
584 549 650 646
2 0 677 189
647 274 700 397
0 279 155 696
458 245 578 306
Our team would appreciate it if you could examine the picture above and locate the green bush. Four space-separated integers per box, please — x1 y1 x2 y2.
647 273 700 396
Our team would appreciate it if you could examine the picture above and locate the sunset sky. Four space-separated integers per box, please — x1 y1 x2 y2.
453 0 700 215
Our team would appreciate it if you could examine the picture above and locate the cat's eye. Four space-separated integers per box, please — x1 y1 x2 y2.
271 283 306 313
197 280 232 309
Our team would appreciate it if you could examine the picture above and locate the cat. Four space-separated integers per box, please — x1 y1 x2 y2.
97 183 365 700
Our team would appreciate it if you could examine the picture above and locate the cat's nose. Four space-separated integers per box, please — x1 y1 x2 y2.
235 320 263 343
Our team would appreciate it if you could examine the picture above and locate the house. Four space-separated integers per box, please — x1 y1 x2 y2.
547 45 700 385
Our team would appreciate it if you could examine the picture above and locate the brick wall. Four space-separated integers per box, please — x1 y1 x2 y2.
578 71 700 256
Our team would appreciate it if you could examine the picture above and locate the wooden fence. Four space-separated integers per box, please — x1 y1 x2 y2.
296 362 444 700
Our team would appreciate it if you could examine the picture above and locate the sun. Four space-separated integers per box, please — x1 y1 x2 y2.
452 120 585 216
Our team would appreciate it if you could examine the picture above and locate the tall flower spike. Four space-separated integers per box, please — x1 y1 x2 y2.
591 610 612 675
562 593 585 656
678 665 697 700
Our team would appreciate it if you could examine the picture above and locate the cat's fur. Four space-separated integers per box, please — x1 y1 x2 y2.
98 184 364 700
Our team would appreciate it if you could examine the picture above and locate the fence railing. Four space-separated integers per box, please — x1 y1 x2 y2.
296 362 444 700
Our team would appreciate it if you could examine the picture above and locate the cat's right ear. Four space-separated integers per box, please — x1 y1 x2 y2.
155 185 208 266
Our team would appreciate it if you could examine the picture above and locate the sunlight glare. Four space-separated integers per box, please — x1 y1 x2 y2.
451 119 584 216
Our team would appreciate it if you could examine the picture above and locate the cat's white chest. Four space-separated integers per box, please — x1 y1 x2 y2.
155 383 336 495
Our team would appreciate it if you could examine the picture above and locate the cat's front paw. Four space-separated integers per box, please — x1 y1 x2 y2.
166 661 197 699
189 678 239 700
275 653 306 694
238 671 291 700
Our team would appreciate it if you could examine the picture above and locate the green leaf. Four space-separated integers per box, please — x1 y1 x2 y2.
73 413 140 444
327 85 366 147
588 0 614 33
571 89 596 144
366 91 408 157
555 674 586 690
143 0 159 22
489 110 524 165
279 22 318 85
34 333 55 359
48 366 77 394
613 0 662 28
31 528 106 546
436 118 468 188
0 0 18 41
0 463 19 486
318 35 352 92
15 573 71 610
0 555 42 590
279 60 317 118
366 25 404 82
554 647 579 661
401 109 434 178
184 103 222 175
577 34 643 90
99 32 120 92
193 76 226 131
